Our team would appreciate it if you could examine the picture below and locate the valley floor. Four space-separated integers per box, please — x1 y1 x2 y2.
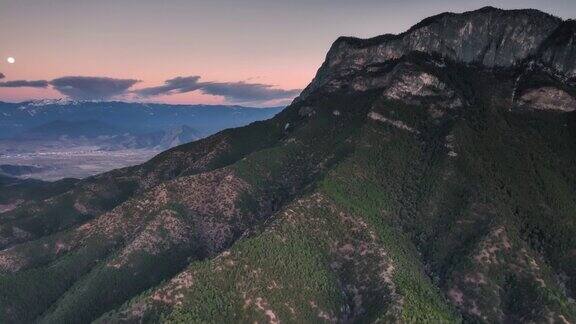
0 140 160 180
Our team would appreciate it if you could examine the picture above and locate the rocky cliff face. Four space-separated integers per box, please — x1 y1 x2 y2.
540 20 576 79
517 86 576 112
301 7 575 99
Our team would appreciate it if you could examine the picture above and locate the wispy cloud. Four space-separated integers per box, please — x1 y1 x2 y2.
0 80 49 88
135 76 301 104
201 82 301 103
134 76 202 97
0 74 300 104
50 76 139 100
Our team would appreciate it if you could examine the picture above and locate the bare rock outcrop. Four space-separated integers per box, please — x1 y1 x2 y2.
517 87 576 112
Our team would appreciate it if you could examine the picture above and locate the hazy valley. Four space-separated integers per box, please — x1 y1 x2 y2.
0 101 281 180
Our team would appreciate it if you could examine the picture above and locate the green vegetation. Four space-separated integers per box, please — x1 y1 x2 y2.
163 219 344 323
0 238 113 323
0 176 77 205
321 121 461 322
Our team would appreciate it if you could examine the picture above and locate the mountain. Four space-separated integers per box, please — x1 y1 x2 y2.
16 119 204 150
0 164 46 177
0 101 283 139
15 120 124 140
0 175 77 213
156 125 204 149
1 7 576 323
18 120 124 140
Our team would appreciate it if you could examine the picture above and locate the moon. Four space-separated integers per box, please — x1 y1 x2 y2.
6 57 15 64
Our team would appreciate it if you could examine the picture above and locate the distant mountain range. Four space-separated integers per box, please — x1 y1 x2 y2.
16 119 205 150
19 119 123 139
0 100 282 145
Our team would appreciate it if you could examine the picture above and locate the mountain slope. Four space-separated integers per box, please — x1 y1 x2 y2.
1 7 576 323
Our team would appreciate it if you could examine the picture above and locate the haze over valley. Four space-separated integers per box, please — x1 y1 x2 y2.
0 100 281 179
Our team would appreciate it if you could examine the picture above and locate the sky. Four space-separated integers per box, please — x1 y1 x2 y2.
1 0 575 106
